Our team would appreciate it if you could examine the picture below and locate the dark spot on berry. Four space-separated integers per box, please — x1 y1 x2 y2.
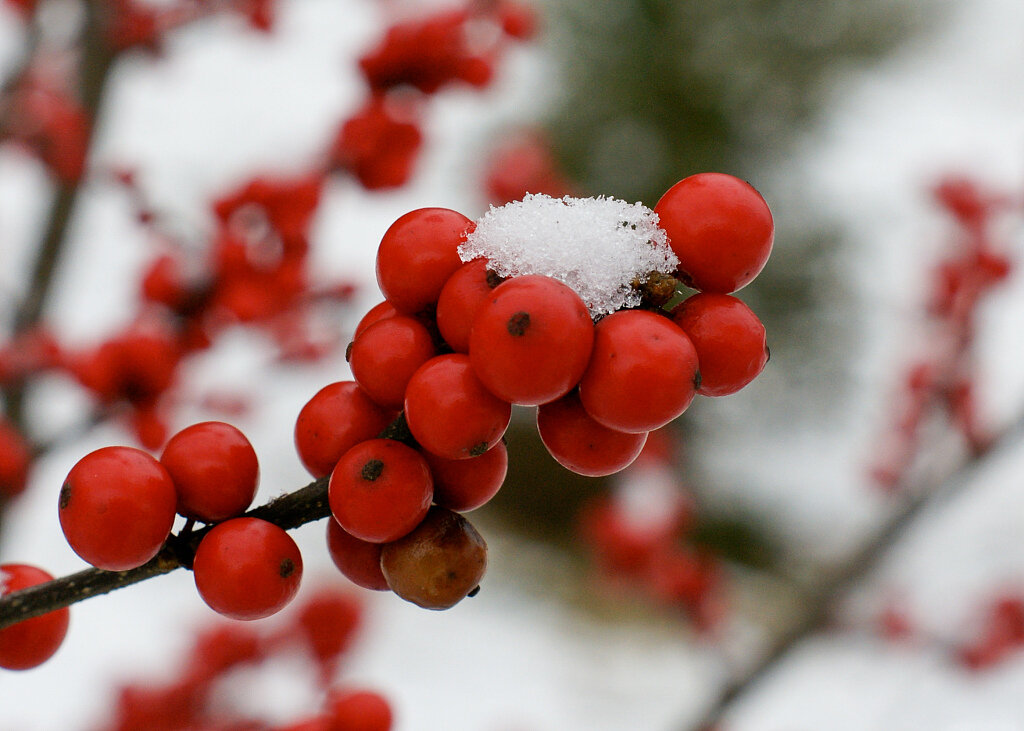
361 459 385 481
693 369 702 391
506 312 530 336
59 482 71 510
469 441 489 457
485 269 505 289
765 344 771 363
467 585 481 597
345 341 354 362
279 558 295 578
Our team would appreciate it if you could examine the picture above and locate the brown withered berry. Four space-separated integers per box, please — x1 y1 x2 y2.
380 506 487 610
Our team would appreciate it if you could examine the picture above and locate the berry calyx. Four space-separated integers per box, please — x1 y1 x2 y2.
469 274 594 405
192 517 303 620
59 446 177 570
578 310 700 433
654 173 774 293
160 421 259 522
329 439 432 543
0 564 70 670
380 506 486 610
670 292 768 396
404 354 512 460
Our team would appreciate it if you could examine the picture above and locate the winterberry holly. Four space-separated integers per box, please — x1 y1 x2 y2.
578 310 700 433
160 421 259 522
380 506 486 610
59 446 177 570
0 564 70 670
654 172 774 293
328 439 432 543
469 274 594 405
670 292 768 397
192 517 303 620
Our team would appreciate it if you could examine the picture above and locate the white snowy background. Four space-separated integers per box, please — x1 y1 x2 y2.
1 0 1023 729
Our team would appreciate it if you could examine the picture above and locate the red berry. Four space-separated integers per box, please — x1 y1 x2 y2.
537 391 648 476
436 258 497 353
293 588 362 667
654 173 774 293
0 564 70 670
348 315 437 409
329 439 432 543
469 274 594 405
0 419 32 500
192 517 302 620
404 354 511 460
160 421 259 522
670 293 768 397
294 382 396 479
578 310 699 433
59 446 177 570
327 688 393 731
380 506 486 610
326 519 389 591
375 208 473 315
353 300 397 339
423 441 508 512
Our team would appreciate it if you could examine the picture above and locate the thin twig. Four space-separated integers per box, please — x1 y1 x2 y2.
684 409 1024 731
0 476 330 630
4 2 117 429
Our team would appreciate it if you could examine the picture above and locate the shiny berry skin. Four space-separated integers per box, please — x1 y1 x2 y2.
381 506 486 610
423 441 507 512
0 564 70 670
328 688 393 731
404 354 511 460
294 382 396 478
160 421 259 522
329 439 432 543
0 419 31 500
578 310 700 433
436 258 497 353
670 292 768 396
326 519 388 591
59 446 177 570
654 173 774 293
469 274 594 405
348 315 437 409
353 300 397 339
192 517 303 620
375 207 473 315
537 391 648 476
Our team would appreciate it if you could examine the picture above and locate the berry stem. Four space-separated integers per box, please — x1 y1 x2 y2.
0 475 330 631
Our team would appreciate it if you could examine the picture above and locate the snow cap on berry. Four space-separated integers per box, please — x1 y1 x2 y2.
0 568 8 595
459 194 678 316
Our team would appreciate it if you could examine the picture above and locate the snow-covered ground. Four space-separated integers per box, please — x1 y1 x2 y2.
2 0 1024 729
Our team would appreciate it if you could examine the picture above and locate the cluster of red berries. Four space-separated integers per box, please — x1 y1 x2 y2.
296 171 772 608
331 2 537 190
89 587 392 731
870 176 1020 489
577 430 724 629
57 421 305 623
874 590 1024 673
